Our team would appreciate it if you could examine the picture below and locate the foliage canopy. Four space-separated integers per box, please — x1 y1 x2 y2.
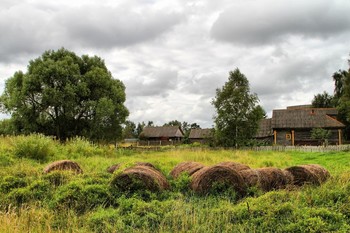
212 68 265 147
0 48 128 141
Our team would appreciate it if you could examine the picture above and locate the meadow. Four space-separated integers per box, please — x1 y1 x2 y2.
1 134 350 232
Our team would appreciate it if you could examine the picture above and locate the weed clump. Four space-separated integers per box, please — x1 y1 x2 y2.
12 134 56 161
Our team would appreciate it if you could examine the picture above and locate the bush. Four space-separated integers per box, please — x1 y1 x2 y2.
87 208 122 233
64 137 102 158
12 134 57 161
50 182 111 214
0 175 27 193
43 171 72 187
0 152 14 166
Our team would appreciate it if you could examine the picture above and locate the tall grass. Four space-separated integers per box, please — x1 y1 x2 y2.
1 135 350 232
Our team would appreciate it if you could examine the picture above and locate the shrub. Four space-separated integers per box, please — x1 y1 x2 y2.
4 180 51 207
0 152 14 166
12 134 56 161
87 208 122 233
43 171 72 187
0 175 27 193
50 182 111 214
64 137 102 158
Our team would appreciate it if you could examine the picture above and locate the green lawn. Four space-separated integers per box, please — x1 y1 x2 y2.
1 135 350 232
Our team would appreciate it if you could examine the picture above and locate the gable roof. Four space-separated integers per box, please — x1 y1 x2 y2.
189 128 213 139
272 108 345 129
140 126 184 138
255 119 273 138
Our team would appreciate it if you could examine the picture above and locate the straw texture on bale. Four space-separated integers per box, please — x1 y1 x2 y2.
170 161 205 179
44 160 83 174
190 165 246 196
107 164 121 174
217 161 251 172
282 169 294 186
111 165 169 192
285 164 330 186
255 167 289 191
135 162 157 170
240 169 260 188
304 164 330 183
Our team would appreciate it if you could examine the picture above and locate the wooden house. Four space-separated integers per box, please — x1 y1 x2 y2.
139 126 184 142
255 119 274 144
189 128 213 143
256 107 345 146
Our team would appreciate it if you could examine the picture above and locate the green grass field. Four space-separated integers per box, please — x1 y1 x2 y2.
1 135 350 232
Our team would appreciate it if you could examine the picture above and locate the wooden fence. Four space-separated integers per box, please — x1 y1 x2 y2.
117 143 350 153
242 145 350 152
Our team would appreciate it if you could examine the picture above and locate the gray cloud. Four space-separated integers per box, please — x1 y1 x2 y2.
211 0 350 45
125 69 179 97
0 2 184 63
57 6 183 48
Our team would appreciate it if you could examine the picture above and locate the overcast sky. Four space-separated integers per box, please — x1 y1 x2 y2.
1 0 349 128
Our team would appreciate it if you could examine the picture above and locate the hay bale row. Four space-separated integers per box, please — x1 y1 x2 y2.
171 161 330 195
43 160 331 196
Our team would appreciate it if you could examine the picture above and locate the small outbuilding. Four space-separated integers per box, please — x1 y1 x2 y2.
140 126 184 142
189 128 213 144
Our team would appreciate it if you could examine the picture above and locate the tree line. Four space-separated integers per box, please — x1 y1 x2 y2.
122 120 201 144
1 48 348 146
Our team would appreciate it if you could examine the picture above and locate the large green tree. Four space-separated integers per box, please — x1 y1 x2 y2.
0 48 128 141
212 68 265 147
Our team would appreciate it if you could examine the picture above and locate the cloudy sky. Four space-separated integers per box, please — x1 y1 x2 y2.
1 0 349 128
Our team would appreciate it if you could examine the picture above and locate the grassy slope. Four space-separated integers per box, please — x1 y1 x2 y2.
1 135 350 232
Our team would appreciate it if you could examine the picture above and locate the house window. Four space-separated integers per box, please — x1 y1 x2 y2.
286 134 291 140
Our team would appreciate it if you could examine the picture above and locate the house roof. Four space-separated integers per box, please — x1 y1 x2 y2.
272 108 345 129
255 119 273 138
189 128 213 139
140 126 184 138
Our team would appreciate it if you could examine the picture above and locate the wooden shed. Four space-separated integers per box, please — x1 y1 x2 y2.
139 126 184 142
256 107 345 146
189 128 213 143
254 119 274 144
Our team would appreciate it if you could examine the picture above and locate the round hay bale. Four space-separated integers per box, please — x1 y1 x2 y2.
305 164 330 183
240 169 260 188
190 165 246 196
135 162 157 170
170 161 205 179
255 167 288 191
286 164 330 186
285 165 321 186
107 164 121 174
217 161 251 172
43 160 83 174
111 165 169 192
282 169 294 186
